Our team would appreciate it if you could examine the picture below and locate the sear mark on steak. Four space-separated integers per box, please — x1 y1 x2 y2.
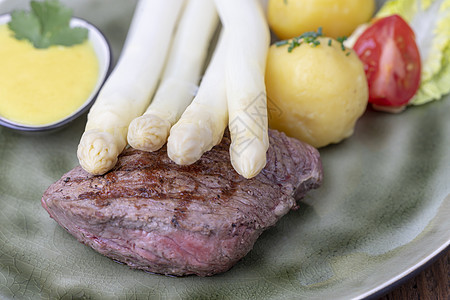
41 130 323 276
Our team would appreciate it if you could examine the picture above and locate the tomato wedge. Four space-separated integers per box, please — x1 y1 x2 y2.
353 15 421 110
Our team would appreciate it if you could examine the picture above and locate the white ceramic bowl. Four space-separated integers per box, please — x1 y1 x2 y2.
0 14 111 132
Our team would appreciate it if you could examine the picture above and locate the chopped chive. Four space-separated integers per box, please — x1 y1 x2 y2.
336 36 348 51
275 40 289 47
317 27 322 36
277 27 323 52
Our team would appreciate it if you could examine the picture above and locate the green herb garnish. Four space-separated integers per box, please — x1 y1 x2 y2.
275 28 350 54
8 0 88 49
275 27 323 52
336 36 348 51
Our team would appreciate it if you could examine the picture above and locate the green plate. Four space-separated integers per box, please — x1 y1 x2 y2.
0 1 449 299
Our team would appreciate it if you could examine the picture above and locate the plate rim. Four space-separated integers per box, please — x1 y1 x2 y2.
361 244 449 299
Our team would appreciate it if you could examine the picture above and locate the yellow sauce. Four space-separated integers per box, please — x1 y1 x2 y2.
0 24 99 126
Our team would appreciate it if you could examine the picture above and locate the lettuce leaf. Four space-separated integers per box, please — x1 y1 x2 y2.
377 0 450 105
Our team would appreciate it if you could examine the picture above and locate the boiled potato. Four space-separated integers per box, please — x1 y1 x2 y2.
265 37 368 148
268 0 375 39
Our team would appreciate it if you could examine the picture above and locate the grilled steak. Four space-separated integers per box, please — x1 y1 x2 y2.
41 130 322 276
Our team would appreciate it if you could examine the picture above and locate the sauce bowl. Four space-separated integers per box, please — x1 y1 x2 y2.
0 14 111 132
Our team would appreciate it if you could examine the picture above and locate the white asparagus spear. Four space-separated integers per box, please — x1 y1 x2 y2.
77 0 184 175
167 30 228 165
214 0 271 179
127 0 219 152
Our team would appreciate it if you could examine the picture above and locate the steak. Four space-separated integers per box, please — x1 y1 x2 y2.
41 130 323 276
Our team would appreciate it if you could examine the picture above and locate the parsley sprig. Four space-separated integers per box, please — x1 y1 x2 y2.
8 0 88 49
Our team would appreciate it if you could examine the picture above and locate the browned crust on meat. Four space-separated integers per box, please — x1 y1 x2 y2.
42 130 322 276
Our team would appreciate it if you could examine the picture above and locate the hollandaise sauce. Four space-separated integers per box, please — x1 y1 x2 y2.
0 24 99 126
